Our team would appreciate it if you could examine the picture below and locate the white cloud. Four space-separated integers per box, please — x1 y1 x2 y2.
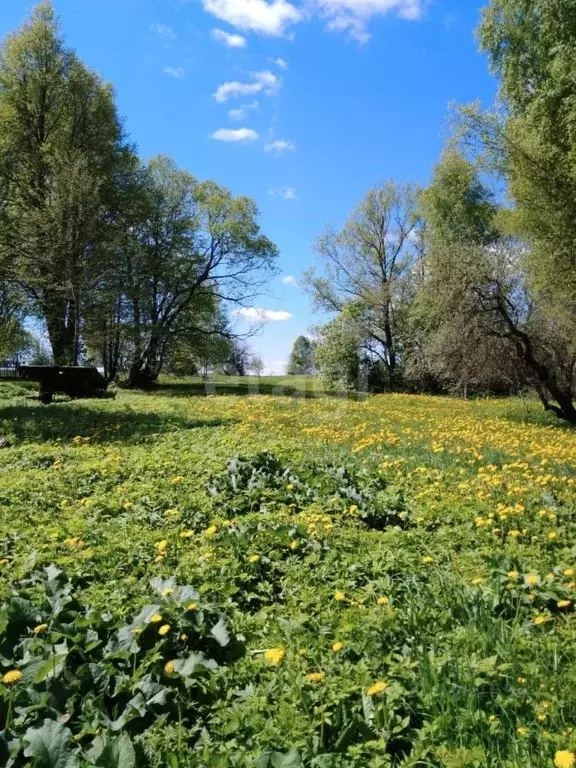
265 139 295 153
282 275 298 286
273 57 288 68
315 0 425 42
212 28 247 47
211 127 260 142
203 0 301 36
164 66 185 78
151 23 177 38
234 307 293 321
228 100 259 121
269 186 297 199
214 70 279 102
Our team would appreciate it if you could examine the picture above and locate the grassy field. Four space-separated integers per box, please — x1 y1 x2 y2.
1 379 576 767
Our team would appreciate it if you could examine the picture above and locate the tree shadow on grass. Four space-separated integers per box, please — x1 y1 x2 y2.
0 402 238 445
141 379 360 401
499 401 576 430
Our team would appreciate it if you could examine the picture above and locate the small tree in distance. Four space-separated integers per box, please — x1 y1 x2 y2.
287 335 315 375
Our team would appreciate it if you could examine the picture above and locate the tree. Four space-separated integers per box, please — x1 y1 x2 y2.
314 315 363 392
0 2 132 365
248 355 264 376
305 182 422 388
123 156 277 387
287 335 315 375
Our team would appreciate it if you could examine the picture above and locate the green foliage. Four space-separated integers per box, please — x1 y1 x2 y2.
287 336 315 376
314 317 362 392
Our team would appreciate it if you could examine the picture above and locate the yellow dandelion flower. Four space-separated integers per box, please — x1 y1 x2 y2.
508 530 521 538
204 525 217 537
150 614 163 624
264 647 285 666
534 614 549 625
33 624 48 635
558 599 571 608
564 569 575 577
308 671 325 683
158 624 170 636
377 596 389 606
123 502 134 511
179 530 194 538
517 676 526 684
332 641 344 653
517 726 528 736
555 751 575 768
548 531 558 541
366 680 388 696
154 540 168 551
187 603 197 611
298 648 307 657
153 555 165 564
471 577 484 585
525 573 539 586
171 476 184 484
334 591 346 601
164 661 175 674
161 588 174 597
248 555 260 563
180 633 188 641
508 571 519 580
488 714 498 722
422 556 434 564
2 670 22 685
289 540 299 550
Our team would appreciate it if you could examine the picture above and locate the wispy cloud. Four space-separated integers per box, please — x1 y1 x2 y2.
203 0 301 36
269 186 297 199
151 23 177 39
234 307 293 321
282 275 298 286
164 66 185 78
211 28 247 47
265 139 295 153
228 100 259 120
316 0 425 43
202 0 425 43
214 71 280 102
273 57 288 68
211 127 260 142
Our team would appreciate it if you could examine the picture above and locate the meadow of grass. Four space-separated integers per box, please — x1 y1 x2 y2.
1 378 576 767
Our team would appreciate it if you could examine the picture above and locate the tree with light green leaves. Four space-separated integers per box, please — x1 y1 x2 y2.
287 335 315 376
0 2 133 365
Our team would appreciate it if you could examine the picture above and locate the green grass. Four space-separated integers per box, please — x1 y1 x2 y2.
0 381 575 767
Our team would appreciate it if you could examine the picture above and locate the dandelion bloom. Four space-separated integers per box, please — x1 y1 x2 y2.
164 661 175 674
558 600 571 608
204 525 217 537
179 530 194 538
334 591 346 601
517 726 528 736
154 540 168 551
555 751 575 768
564 569 575 577
158 624 171 636
150 614 163 624
248 555 260 563
171 476 184 484
332 642 344 653
508 570 519 580
548 531 558 540
161 588 174 597
298 648 307 657
508 530 521 538
534 614 549 625
289 540 299 550
123 502 134 510
264 647 285 666
2 670 22 685
422 556 433 564
366 681 388 696
525 573 539 586
187 603 197 611
308 671 325 683
517 676 526 684
33 624 48 635
471 577 484 585
377 596 389 606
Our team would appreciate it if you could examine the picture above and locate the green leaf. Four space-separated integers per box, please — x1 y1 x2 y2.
271 749 302 768
94 734 136 768
210 617 230 646
34 650 68 684
23 720 79 768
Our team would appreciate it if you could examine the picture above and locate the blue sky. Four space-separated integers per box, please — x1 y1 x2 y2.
2 0 497 373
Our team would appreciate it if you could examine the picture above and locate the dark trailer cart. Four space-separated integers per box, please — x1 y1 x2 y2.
0 365 109 403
